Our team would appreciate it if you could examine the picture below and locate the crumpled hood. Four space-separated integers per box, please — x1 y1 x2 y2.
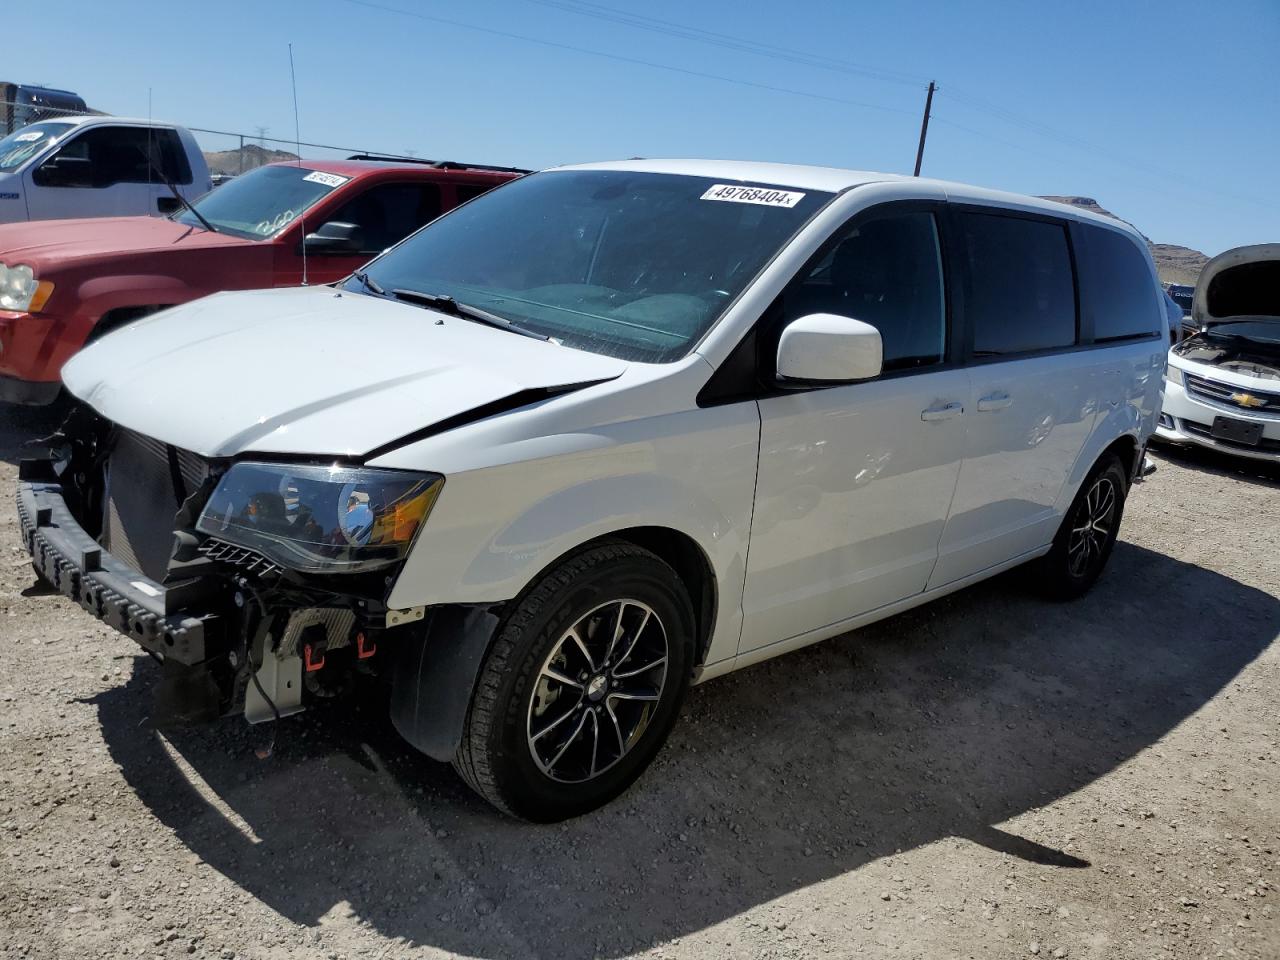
62 286 627 458
0 215 247 267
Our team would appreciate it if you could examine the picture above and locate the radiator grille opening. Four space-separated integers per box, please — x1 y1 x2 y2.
101 430 210 581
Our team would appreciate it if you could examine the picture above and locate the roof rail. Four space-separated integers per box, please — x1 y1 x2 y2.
345 153 531 174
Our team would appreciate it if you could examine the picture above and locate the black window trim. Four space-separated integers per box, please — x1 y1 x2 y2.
698 198 1163 407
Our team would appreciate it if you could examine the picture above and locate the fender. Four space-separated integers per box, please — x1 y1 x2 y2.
380 401 761 669
41 275 194 367
77 274 195 326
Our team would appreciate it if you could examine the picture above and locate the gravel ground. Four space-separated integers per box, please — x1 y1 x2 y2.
0 404 1276 960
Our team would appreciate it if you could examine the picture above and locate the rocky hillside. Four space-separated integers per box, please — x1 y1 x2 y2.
1039 196 1208 286
202 143 299 177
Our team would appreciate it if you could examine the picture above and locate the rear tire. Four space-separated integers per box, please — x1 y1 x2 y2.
1037 453 1128 600
454 542 694 821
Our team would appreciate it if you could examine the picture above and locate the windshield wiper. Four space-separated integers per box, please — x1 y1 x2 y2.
143 147 218 233
390 289 551 341
352 270 385 296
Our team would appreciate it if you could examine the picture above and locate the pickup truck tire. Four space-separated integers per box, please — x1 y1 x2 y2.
1037 453 1128 601
453 541 695 821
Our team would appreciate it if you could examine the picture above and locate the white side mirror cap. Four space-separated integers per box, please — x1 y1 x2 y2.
777 313 883 383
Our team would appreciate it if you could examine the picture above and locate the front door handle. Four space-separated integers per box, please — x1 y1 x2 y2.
921 401 964 422
977 391 1013 412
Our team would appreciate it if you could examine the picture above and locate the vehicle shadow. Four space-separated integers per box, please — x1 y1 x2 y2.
90 542 1278 959
0 401 65 465
1150 439 1280 488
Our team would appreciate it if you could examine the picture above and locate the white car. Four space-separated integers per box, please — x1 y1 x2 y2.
0 115 211 223
20 160 1165 820
1157 244 1280 461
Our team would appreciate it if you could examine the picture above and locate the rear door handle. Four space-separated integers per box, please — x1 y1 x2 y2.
921 401 964 422
977 391 1013 412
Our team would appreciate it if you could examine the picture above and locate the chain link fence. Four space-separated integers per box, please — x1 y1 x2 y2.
2 99 410 181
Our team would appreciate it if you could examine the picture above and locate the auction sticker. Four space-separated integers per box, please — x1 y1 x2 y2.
701 184 805 208
302 171 349 188
15 132 44 142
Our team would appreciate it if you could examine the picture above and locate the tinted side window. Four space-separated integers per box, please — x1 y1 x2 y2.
326 183 442 253
781 210 946 372
1080 225 1161 341
46 126 191 186
961 212 1076 356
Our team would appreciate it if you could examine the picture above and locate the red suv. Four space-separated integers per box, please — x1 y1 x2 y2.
0 157 524 403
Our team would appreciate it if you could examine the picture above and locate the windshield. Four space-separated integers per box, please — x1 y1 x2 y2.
346 170 833 362
0 122 75 173
174 164 350 239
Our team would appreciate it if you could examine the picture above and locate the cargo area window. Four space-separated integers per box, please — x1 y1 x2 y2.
1078 224 1161 342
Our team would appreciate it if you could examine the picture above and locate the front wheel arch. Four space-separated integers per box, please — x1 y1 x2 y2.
87 305 171 344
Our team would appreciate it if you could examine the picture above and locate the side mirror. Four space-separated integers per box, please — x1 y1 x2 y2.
32 154 94 188
303 221 365 254
777 313 883 384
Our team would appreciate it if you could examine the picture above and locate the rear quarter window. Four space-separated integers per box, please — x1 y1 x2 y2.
1078 224 1161 341
960 211 1077 356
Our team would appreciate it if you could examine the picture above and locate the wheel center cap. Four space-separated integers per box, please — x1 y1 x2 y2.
586 675 607 702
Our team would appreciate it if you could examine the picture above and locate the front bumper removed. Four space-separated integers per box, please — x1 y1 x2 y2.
18 463 217 664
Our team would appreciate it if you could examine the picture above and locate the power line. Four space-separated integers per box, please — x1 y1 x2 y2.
336 0 916 117
937 89 1280 211
517 0 1275 212
519 0 929 88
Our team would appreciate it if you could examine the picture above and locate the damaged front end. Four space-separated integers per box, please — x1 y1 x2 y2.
18 405 447 730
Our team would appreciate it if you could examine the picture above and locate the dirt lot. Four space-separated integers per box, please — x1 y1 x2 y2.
0 404 1276 960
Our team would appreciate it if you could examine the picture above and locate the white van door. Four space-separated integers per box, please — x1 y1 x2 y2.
930 209 1097 588
23 124 172 220
740 206 969 653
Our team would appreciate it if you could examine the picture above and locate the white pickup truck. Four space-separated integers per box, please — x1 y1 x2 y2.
0 115 211 223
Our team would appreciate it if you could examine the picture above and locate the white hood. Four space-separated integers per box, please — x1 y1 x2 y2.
62 286 627 458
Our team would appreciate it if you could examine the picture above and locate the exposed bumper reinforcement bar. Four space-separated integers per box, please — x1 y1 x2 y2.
17 464 216 665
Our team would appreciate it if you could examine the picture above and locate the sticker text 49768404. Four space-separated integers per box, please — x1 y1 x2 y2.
700 184 806 208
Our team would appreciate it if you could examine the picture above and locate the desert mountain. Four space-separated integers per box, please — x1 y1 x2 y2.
1039 196 1208 286
202 143 299 177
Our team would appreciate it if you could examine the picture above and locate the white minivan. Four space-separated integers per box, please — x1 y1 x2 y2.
20 160 1165 820
0 115 211 223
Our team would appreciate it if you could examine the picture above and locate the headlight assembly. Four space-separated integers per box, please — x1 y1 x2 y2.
196 462 443 574
0 262 54 313
1163 364 1184 387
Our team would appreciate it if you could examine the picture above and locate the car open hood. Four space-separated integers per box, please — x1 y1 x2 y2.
1193 243 1280 325
1172 325 1280 382
0 215 248 265
62 286 628 458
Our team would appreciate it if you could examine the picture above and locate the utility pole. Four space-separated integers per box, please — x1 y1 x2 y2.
913 81 936 177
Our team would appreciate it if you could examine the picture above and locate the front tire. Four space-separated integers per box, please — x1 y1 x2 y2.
454 542 695 821
1037 453 1128 600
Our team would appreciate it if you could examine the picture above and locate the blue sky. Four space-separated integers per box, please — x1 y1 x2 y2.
9 0 1278 255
